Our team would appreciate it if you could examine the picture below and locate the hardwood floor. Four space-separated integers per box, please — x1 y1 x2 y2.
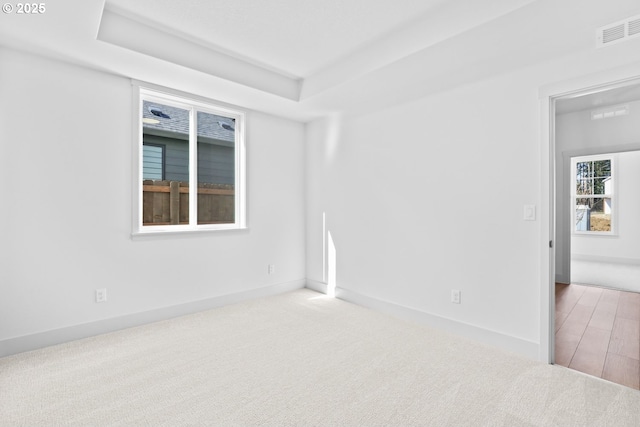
555 283 640 389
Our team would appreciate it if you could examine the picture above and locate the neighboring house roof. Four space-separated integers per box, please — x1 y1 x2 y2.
142 101 235 143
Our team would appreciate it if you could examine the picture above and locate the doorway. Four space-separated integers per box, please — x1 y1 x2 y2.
551 80 640 389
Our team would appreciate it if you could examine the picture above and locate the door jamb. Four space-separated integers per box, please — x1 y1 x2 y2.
539 66 640 364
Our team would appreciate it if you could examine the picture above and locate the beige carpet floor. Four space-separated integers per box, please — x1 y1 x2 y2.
1 289 639 426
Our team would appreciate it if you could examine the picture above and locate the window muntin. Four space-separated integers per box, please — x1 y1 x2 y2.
572 155 614 234
136 88 245 233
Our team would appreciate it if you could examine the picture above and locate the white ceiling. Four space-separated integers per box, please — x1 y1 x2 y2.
106 0 450 78
556 81 640 114
1 0 640 121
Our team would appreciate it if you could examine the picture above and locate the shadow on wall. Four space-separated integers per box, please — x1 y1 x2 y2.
325 115 343 163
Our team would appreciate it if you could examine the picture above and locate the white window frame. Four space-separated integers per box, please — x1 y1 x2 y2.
571 153 616 236
132 84 246 235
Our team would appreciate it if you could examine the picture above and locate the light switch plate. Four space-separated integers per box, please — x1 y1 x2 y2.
524 205 536 221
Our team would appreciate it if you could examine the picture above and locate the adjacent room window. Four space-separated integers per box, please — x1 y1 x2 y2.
135 87 246 233
571 154 614 234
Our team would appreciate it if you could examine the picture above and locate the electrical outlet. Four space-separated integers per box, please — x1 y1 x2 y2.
268 264 275 274
95 288 107 303
451 289 461 304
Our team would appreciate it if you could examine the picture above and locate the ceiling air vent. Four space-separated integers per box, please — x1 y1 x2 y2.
602 24 625 44
597 14 640 47
591 105 629 120
628 16 640 36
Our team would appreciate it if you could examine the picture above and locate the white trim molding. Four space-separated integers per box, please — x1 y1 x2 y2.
539 59 640 365
0 280 305 358
571 254 640 265
305 279 329 294
306 281 539 360
133 84 247 236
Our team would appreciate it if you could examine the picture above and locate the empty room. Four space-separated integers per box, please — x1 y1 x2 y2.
1 0 640 425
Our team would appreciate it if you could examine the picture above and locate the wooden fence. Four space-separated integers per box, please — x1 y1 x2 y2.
143 180 235 225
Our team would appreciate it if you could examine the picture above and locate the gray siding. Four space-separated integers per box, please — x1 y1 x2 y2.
142 145 163 180
143 134 234 184
198 140 235 185
164 139 189 182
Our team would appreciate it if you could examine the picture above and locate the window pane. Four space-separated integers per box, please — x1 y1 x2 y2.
593 177 610 195
142 101 190 226
590 197 611 231
593 160 611 178
575 198 590 231
196 111 235 225
576 178 592 195
575 197 611 232
576 161 591 181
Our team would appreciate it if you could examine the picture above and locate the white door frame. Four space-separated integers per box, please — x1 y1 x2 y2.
539 62 640 364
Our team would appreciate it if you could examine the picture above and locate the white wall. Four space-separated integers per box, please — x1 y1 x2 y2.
4 16 640 362
306 45 640 357
555 101 640 284
0 48 306 349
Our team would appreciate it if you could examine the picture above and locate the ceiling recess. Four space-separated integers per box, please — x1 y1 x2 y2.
597 14 640 47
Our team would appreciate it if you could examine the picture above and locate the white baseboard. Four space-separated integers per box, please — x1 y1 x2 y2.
2 279 539 360
571 254 640 266
570 256 640 293
0 280 305 358
305 279 328 294
307 281 539 360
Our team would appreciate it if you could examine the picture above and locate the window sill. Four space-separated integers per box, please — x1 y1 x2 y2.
572 231 618 238
131 225 249 240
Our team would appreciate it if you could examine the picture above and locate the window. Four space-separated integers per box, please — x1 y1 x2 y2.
571 154 614 234
134 87 246 233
